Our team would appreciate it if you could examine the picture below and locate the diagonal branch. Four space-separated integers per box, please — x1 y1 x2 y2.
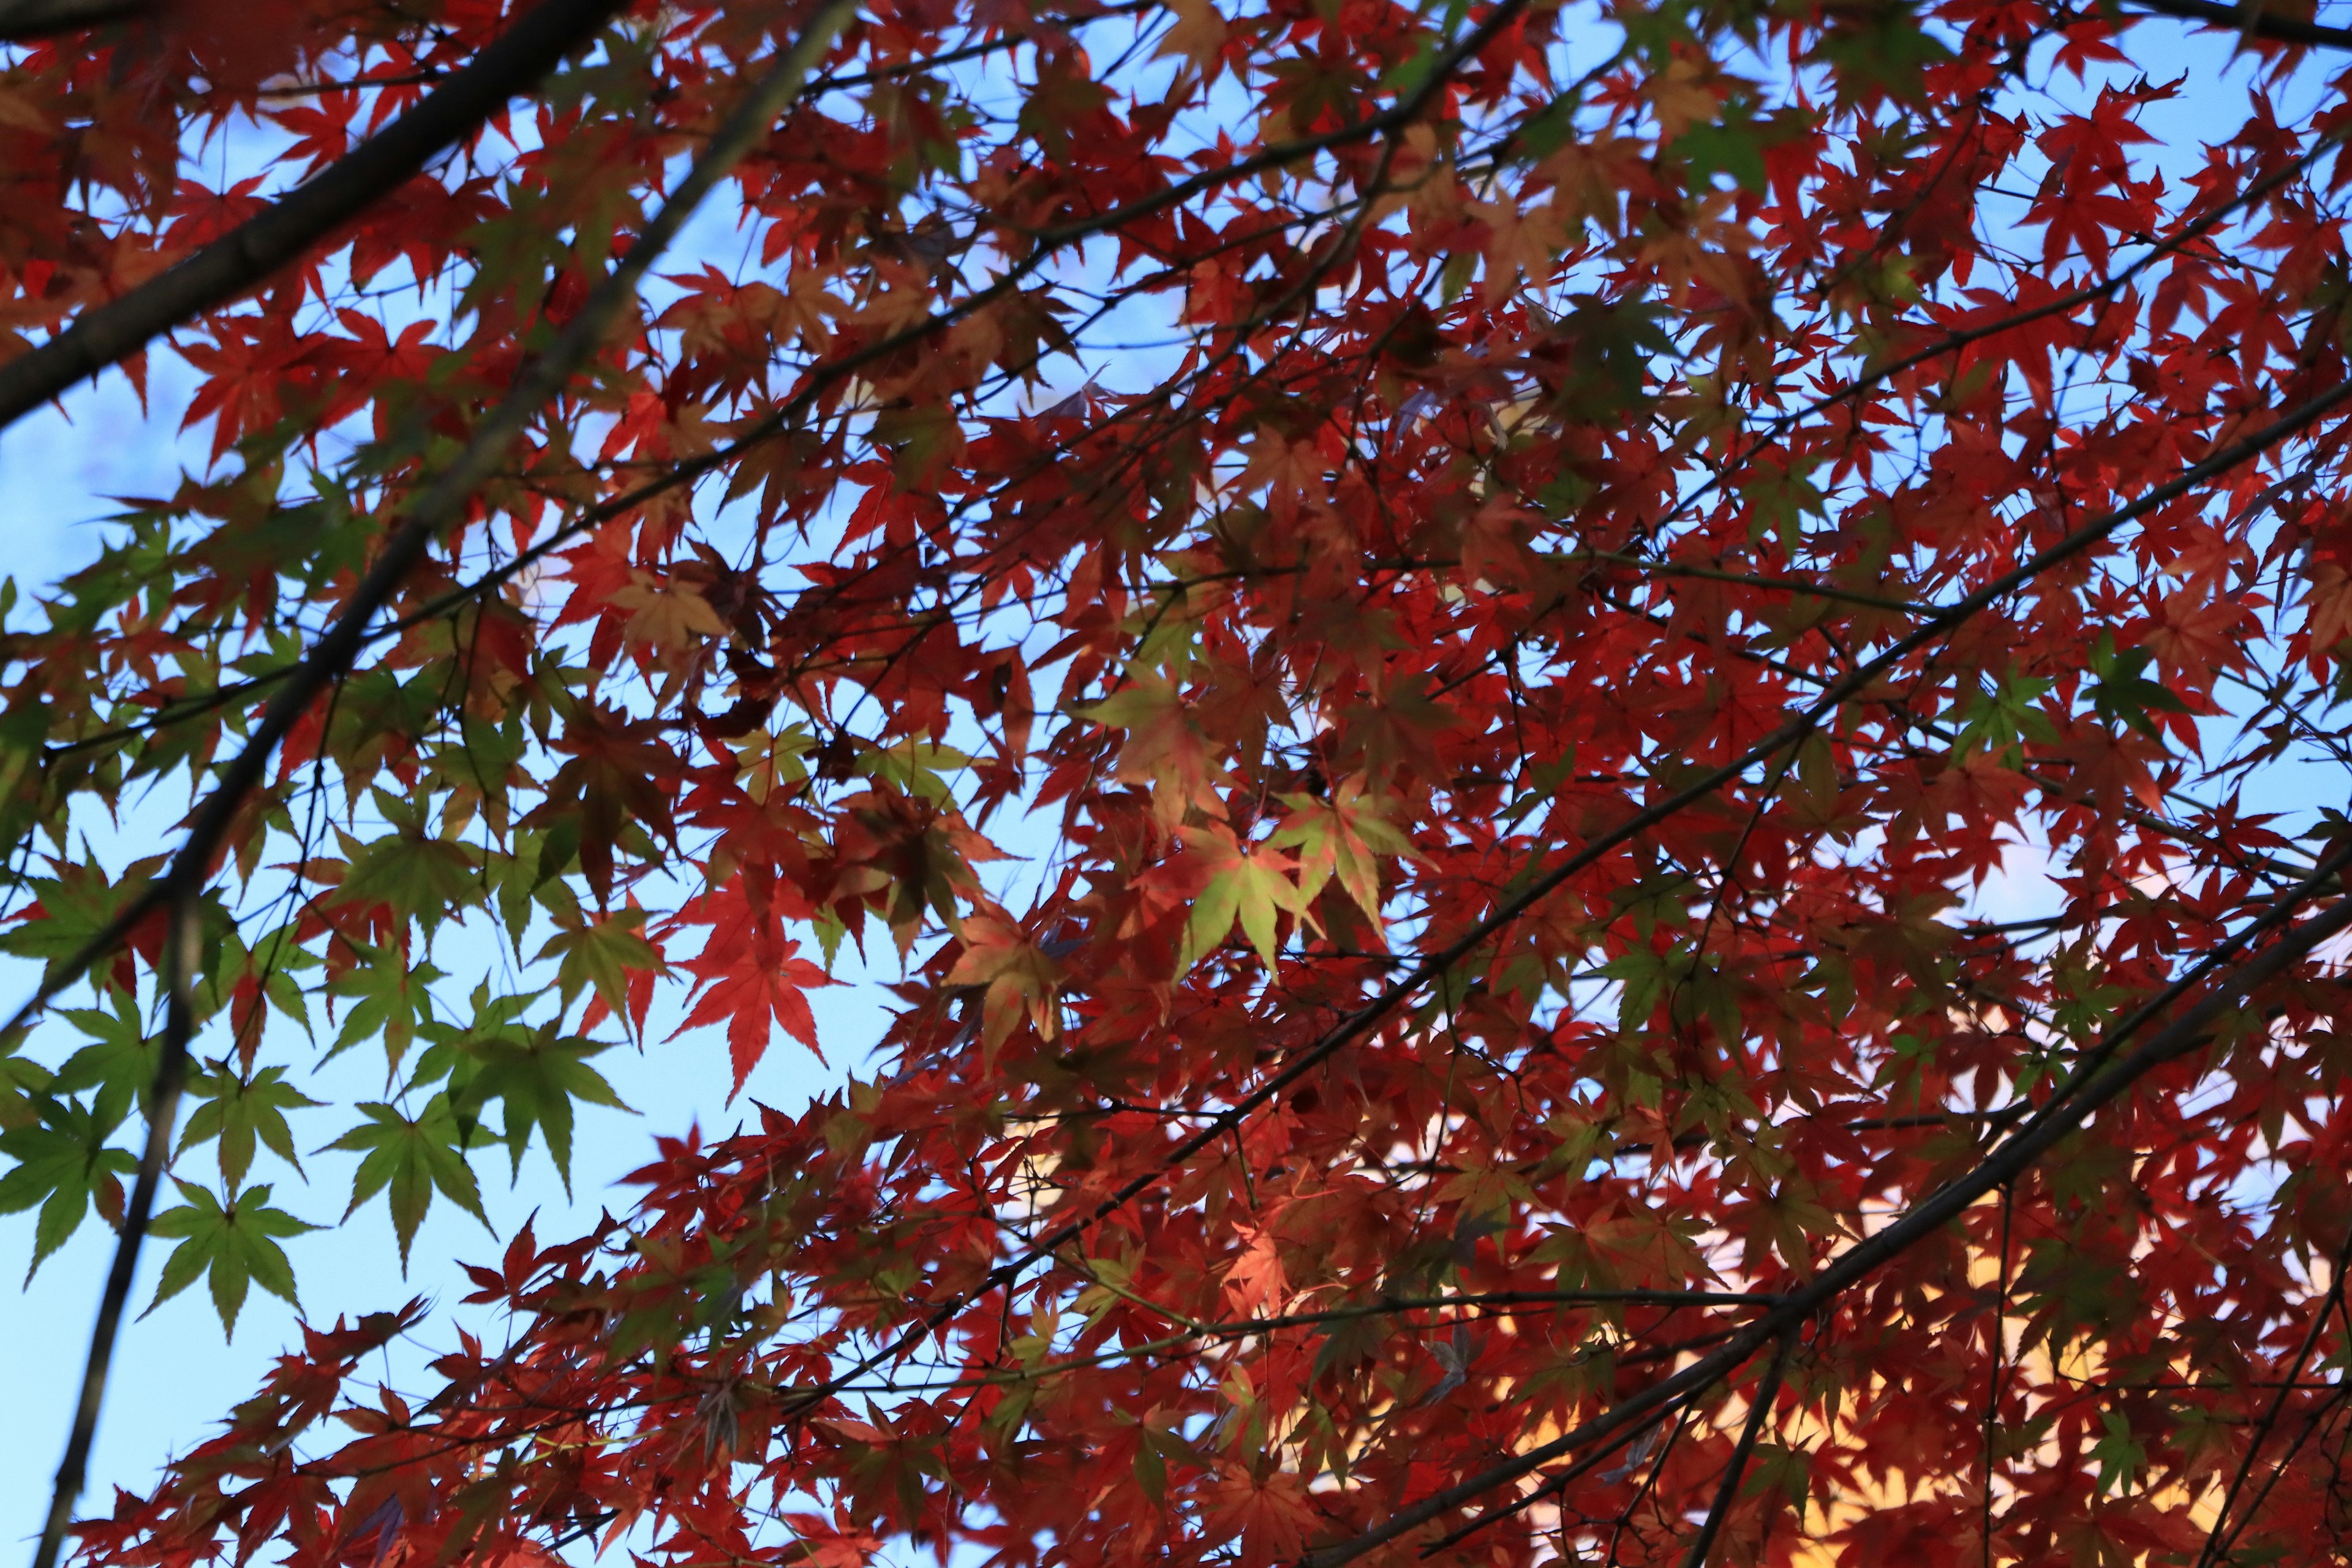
2126 0 2352 51
0 0 631 434
1678 1329 1795 1568
1301 831 2352 1568
22 8 856 1564
32 889 199 1568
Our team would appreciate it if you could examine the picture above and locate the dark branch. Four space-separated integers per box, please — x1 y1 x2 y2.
32 890 197 1568
0 0 142 43
1678 1330 1794 1568
0 0 630 434
2127 0 2352 51
1302 832 2352 1568
23 10 856 1563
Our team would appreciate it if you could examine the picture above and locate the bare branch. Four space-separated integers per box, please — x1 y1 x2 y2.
2127 0 2352 51
0 0 142 43
1678 1330 1795 1568
0 0 630 433
32 888 197 1568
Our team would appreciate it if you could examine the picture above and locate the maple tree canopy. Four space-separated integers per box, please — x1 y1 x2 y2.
10 0 2352 1564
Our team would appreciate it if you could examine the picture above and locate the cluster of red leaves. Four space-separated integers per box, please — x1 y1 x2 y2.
7 0 2352 1566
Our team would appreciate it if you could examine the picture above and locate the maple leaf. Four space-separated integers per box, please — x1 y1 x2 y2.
2084 632 2190 739
606 570 728 665
0 1095 138 1280
322 1098 491 1272
941 910 1063 1049
330 790 484 939
1082 676 1227 831
178 1065 320 1189
442 1027 629 1191
144 1180 315 1336
325 945 446 1072
673 940 832 1094
1180 824 1306 973
1201 1466 1319 1568
524 707 682 903
49 985 160 1125
1646 58 1723 142
537 905 666 1035
0 858 177 998
1153 0 1228 78
1269 780 1417 928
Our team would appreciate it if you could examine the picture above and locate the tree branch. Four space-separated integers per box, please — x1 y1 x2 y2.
0 0 630 434
1678 1330 1794 1568
0 0 141 42
2191 1218 2352 1568
1302 831 2352 1568
21 9 856 1562
32 889 197 1568
2127 0 2352 51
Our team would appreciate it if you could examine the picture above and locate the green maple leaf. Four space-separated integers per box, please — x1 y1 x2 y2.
50 985 159 1129
0 1095 137 1279
0 1025 51 1133
1744 1442 1811 1513
537 905 664 1024
1181 824 1307 973
2086 632 2190 739
332 793 484 938
2091 1410 2145 1498
1811 2 1953 107
1598 945 1674 1031
325 944 447 1071
179 1065 321 1188
0 856 163 987
321 1096 489 1271
1671 109 1768 195
444 1025 628 1189
1951 669 2059 764
145 1180 314 1335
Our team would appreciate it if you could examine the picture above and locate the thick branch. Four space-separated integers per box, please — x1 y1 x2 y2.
1303 835 2352 1568
0 0 141 41
1678 1330 1794 1568
24 9 855 1563
0 0 628 434
2127 0 2352 50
